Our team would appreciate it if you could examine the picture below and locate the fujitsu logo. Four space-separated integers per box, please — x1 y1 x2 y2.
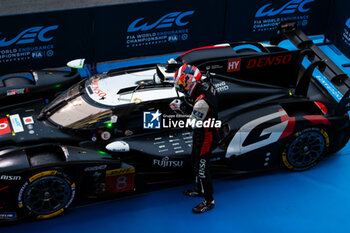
0 25 59 47
127 11 194 32
255 0 314 18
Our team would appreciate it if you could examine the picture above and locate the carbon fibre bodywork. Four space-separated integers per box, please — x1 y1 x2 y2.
1 22 350 222
0 68 81 106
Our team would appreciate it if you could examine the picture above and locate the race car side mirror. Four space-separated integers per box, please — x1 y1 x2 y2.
66 59 86 76
67 59 85 69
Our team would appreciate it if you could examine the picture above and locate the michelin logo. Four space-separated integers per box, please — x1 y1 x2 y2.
0 25 59 47
128 11 194 32
255 0 314 18
143 110 162 129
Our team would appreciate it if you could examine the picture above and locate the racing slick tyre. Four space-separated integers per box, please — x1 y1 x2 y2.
18 170 76 219
282 128 329 171
3 76 34 87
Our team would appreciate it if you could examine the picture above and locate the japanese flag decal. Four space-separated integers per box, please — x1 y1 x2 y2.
226 110 291 158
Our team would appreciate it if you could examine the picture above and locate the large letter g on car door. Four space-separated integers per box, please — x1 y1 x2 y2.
225 110 291 158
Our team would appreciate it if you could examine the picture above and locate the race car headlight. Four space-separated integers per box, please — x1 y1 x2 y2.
106 141 130 153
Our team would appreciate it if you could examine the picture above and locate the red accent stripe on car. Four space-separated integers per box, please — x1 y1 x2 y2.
303 115 331 125
0 186 9 192
314 101 328 115
179 45 227 57
279 114 296 139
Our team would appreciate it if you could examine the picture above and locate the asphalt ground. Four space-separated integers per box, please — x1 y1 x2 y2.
0 0 151 16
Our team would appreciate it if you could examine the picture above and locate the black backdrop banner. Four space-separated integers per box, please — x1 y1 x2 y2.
326 0 350 59
0 0 348 75
94 1 226 62
0 9 93 74
225 0 331 42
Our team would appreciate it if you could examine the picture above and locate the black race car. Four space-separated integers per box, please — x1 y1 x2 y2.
1 22 350 222
0 59 85 106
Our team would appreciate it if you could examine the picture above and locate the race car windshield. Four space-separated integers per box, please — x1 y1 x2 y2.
47 95 111 128
44 69 178 129
43 81 111 129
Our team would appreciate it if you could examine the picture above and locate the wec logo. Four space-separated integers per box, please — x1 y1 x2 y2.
0 25 59 47
127 11 194 32
255 0 314 18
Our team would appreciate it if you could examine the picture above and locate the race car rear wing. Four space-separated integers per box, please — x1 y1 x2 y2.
271 21 350 116
271 21 350 94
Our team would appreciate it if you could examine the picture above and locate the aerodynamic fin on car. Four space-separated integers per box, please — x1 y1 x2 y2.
270 21 313 49
273 21 350 96
295 60 326 96
274 21 350 116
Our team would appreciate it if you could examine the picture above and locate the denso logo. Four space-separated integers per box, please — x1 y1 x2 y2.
346 18 350 29
0 25 59 47
247 54 293 69
127 11 194 32
91 79 107 98
255 0 314 18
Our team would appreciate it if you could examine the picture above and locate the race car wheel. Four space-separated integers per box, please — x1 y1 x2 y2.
18 171 76 219
282 128 329 171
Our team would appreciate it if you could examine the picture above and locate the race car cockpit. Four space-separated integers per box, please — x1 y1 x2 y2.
39 67 180 130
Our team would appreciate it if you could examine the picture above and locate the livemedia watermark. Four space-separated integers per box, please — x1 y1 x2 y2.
143 110 221 129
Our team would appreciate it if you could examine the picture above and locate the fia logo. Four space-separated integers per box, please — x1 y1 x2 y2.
143 110 161 129
255 0 314 18
127 11 194 32
0 25 59 47
32 51 43 59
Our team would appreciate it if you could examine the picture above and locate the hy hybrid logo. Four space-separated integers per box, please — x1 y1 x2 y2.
0 25 59 47
127 10 194 32
143 110 162 129
255 0 314 18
